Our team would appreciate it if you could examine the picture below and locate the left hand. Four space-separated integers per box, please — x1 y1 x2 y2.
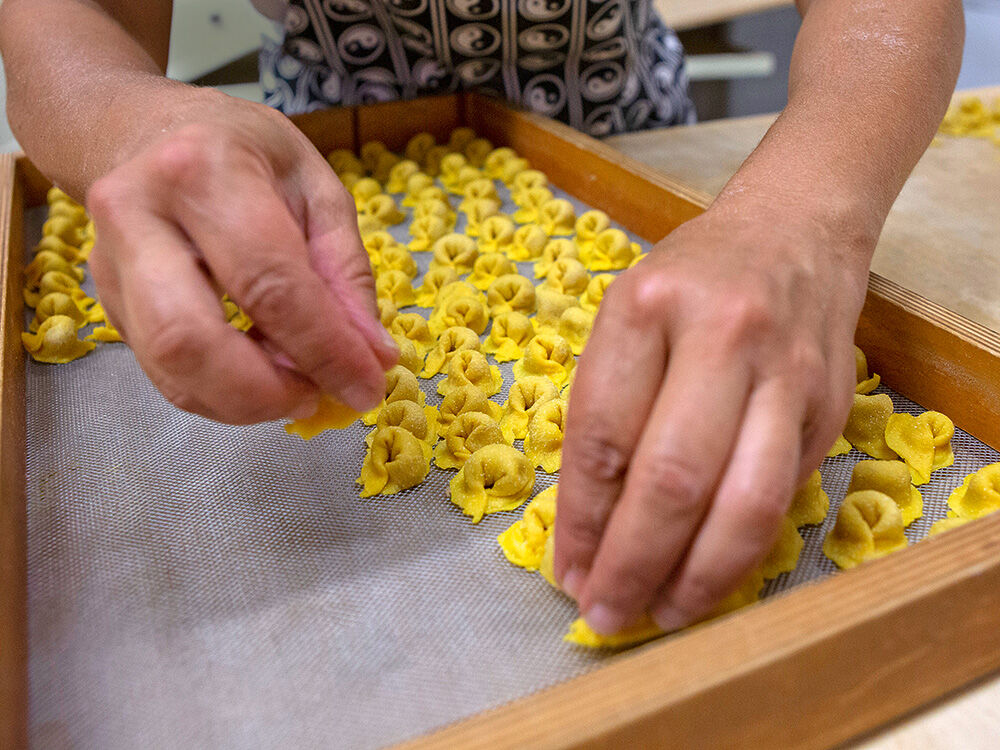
555 200 870 634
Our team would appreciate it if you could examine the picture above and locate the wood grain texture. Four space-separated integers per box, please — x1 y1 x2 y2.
654 0 793 29
0 153 28 750
354 95 464 154
288 106 355 161
608 86 1000 332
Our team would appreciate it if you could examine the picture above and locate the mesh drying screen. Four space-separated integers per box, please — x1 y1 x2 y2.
24 181 1000 749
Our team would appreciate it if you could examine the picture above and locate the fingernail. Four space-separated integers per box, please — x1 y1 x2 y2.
340 381 382 412
288 398 318 421
561 567 586 600
652 604 689 633
583 603 628 636
272 351 298 371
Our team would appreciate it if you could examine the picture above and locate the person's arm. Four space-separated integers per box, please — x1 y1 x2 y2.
556 0 964 635
0 0 397 423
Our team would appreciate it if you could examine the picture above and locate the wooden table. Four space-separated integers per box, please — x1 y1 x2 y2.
610 86 1000 749
654 0 793 30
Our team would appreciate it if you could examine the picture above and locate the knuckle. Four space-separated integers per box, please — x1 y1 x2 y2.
785 339 826 383
612 269 675 325
569 429 630 483
149 130 215 186
715 289 776 343
229 263 300 325
673 569 725 615
634 455 707 518
145 319 205 375
86 175 129 219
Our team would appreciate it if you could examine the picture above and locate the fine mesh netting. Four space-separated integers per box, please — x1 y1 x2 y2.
24 180 1000 749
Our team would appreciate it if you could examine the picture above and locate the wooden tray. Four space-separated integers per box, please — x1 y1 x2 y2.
3 92 1000 750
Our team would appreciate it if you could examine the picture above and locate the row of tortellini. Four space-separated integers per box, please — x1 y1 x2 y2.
20 187 122 363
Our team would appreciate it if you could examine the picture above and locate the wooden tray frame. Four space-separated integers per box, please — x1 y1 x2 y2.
2 92 1000 749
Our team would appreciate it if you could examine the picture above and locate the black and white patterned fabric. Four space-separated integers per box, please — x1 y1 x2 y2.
259 0 696 136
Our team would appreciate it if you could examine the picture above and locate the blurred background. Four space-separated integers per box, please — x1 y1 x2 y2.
1 0 998 152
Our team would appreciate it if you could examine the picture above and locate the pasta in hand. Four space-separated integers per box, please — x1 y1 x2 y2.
285 395 361 439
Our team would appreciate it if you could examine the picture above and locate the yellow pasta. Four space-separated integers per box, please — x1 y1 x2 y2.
884 411 955 485
458 177 499 214
512 187 555 224
449 444 535 523
483 147 518 179
847 459 923 526
370 150 401 184
421 325 481 378
42 215 87 246
366 398 438 446
327 149 364 176
499 157 531 185
823 490 907 569
467 252 516 291
363 230 402 265
580 273 615 312
538 198 576 236
533 286 581 332
533 238 580 278
376 244 418 280
854 345 881 394
437 350 503 399
414 267 460 307
787 470 829 527
462 198 501 237
438 384 503 431
513 333 576 388
358 426 432 498
285 395 361 439
557 306 595 356
385 159 421 193
573 209 611 256
360 140 391 173
539 257 590 296
21 315 95 363
438 152 469 192
497 485 557 571
928 516 971 536
483 311 536 363
33 235 86 264
433 411 507 470
378 298 398 328
221 295 253 331
947 463 1000 520
510 169 548 205
375 269 417 308
463 137 494 168
580 228 640 271
499 375 559 442
422 145 451 177
428 233 479 275
390 333 424 376
436 280 487 309
429 294 490 337
361 364 427 426
408 214 448 251
404 132 436 165
524 398 568 473
486 273 536 317
761 516 804 579
388 313 435 355
506 224 548 262
23 270 92 309
475 215 516 252
400 172 436 206
447 127 477 153
826 434 852 457
24 250 84 288
843 393 898 460
29 291 88 332
412 198 456 230
350 177 383 207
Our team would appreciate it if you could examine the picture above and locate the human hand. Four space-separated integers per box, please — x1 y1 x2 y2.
555 201 871 634
86 90 397 423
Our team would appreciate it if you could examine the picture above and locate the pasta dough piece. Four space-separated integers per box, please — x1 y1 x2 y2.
580 273 615 312
787 470 829 527
388 313 435 355
459 177 499 213
422 145 451 177
391 334 424 375
24 270 92 308
467 252 515 291
412 198 456 230
421 325 481 378
449 444 535 523
29 292 88 332
401 173 436 206
377 245 418 280
438 384 503 431
24 250 84 288
408 215 448 251
447 127 476 152
483 311 536 363
464 138 493 167
42 215 87 246
538 198 576 236
363 230 402 264
524 398 568 473
434 411 507 469
539 257 590 297
558 306 595 355
533 286 581 332
404 132 436 164
500 375 559 442
452 166 485 196
429 233 479 275
358 194 405 227
487 274 536 317
359 140 391 173
371 151 401 185
512 187 555 224
462 199 501 237
854 345 881 394
581 228 640 271
533 239 580 279
327 149 364 176
475 215 516 253
367 399 438 445
826 434 852 457
823 490 907 569
947 463 1000 520
499 157 531 185
761 516 804 579
350 177 382 207
375 269 417 308
358 426 432 497
573 210 611 256
21 315 95 363
33 235 85 264
513 333 576 387
362 365 427 426
510 169 547 204
385 159 421 193
415 267 460 307
438 152 470 192
884 411 955 485
86 324 123 343
497 485 557 570
436 280 487 308
563 616 663 649
847 459 923 526
429 294 490 336
506 224 548 262
843 393 898 460
437 350 503 398
285 395 361 439
483 147 518 179
378 298 398 328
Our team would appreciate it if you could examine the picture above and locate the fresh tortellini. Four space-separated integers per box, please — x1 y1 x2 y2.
463 138 493 168
327 148 364 176
358 194 405 227
437 350 503 398
362 364 426 425
438 152 469 191
580 273 615 312
538 198 576 236
557 306 595 356
390 333 424 375
483 147 518 180
429 233 479 275
884 411 955 485
377 244 418 280
86 324 123 343
366 398 438 446
414 267 460 307
533 238 580 278
524 398 568 473
580 228 640 271
533 286 581 333
512 187 555 224
506 224 548 262
487 273 536 317
285 395 361 439
404 132 436 165
449 444 535 523
510 169 548 204
499 157 531 185
947 463 1000 520
385 159 421 193
421 145 451 177
438 384 503 431
573 210 611 256
483 311 536 363
408 214 449 251
499 375 559 443
787 470 829 527
358 426 432 497
458 177 500 214
24 270 91 308
378 297 398 328
497 485 557 571
854 345 881 394
375 269 417 308
421 325 481 378
29 291 88 332
363 230 402 264
475 215 516 253
513 333 576 388
539 257 590 297
467 252 516 291
412 198 456 230
434 411 507 470
401 172 436 206
929 516 971 536
761 517 804 579
826 434 852 457
21 314 95 363
350 177 383 207
24 250 84 288
847 459 923 526
462 198 501 237
33 235 86 264
843 393 898 460
389 313 436 355
429 294 490 337
823 489 908 569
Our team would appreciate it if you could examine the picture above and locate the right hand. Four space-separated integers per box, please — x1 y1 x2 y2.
86 91 397 423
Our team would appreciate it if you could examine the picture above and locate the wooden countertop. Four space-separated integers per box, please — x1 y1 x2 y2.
610 86 1000 749
654 0 793 30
